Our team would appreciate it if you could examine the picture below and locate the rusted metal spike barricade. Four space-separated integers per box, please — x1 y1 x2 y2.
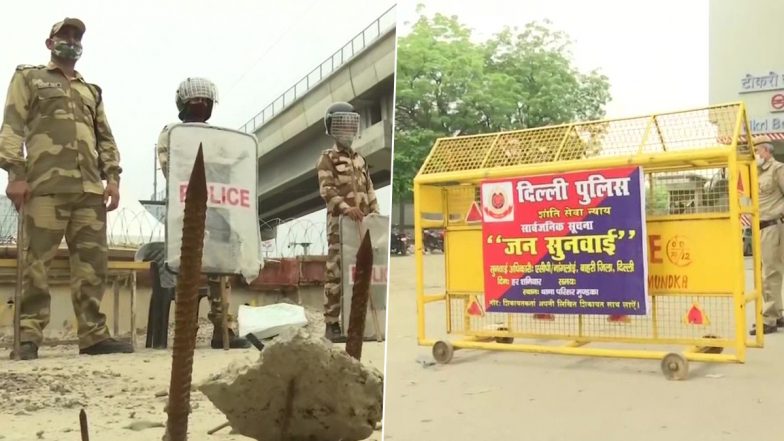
165 145 208 440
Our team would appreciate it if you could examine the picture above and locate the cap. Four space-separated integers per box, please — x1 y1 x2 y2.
753 135 773 146
49 17 86 38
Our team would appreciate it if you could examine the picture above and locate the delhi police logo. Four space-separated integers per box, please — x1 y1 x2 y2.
481 181 514 223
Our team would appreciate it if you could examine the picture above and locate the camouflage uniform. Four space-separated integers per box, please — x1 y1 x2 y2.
316 145 379 325
0 63 121 349
156 122 231 332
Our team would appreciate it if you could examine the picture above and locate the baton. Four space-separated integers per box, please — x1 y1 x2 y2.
12 206 24 360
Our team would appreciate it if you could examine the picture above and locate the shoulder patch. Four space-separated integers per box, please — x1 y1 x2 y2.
15 64 42 72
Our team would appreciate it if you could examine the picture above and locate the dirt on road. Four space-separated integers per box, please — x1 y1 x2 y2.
0 315 385 441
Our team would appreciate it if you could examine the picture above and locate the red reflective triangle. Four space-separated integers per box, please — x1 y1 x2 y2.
465 201 482 223
467 298 484 316
687 305 706 325
737 172 744 194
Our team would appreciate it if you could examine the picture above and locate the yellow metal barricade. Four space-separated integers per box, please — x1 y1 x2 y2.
413 102 763 380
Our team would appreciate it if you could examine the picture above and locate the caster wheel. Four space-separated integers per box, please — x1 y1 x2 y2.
698 334 723 354
661 353 689 381
432 340 454 364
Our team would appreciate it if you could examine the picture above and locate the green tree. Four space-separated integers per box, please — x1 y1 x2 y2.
646 183 670 216
394 8 612 203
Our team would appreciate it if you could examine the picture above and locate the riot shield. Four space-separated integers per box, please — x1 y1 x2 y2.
340 214 389 341
164 123 263 283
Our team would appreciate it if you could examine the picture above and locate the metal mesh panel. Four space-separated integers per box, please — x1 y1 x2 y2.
420 135 498 175
647 168 730 215
419 104 751 176
483 126 567 167
445 186 477 224
447 293 736 345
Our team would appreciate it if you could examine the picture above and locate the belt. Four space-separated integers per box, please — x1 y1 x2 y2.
760 216 784 230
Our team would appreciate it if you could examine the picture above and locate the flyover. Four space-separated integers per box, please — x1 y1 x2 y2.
243 5 396 233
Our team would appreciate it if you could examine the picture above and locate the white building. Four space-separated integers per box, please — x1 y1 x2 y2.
709 0 784 152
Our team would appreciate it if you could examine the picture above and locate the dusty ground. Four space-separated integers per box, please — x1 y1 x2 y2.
0 310 384 441
383 254 784 441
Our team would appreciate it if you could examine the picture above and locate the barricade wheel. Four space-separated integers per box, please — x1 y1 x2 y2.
432 340 454 364
661 353 689 381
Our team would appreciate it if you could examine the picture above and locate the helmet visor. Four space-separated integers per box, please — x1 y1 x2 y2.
330 111 360 139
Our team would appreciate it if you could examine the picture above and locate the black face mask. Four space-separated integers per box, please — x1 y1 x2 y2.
179 102 213 122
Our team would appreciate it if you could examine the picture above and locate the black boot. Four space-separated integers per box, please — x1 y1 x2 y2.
79 338 134 355
211 328 252 349
325 322 347 343
750 323 778 335
9 342 38 360
777 317 784 328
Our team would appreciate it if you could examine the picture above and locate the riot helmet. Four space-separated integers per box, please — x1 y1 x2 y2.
176 77 218 122
324 101 360 149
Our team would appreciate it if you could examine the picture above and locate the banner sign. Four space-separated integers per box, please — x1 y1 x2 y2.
481 166 649 315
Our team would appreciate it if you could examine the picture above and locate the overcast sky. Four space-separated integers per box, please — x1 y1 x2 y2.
0 0 395 254
398 0 709 119
1 0 711 254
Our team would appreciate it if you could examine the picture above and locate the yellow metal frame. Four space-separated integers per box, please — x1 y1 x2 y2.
412 102 763 379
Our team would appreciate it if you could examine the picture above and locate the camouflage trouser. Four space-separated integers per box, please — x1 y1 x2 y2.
324 214 341 324
20 193 111 349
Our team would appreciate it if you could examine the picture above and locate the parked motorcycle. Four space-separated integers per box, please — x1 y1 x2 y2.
390 228 410 256
423 229 444 253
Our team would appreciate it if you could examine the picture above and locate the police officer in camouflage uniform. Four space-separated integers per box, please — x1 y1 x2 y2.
0 18 132 359
752 135 784 335
155 77 250 349
316 102 379 342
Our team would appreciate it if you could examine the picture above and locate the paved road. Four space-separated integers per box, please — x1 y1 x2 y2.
383 254 783 441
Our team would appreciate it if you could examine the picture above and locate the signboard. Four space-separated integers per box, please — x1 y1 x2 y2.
739 71 784 94
480 166 649 315
646 219 734 294
165 123 263 283
750 116 784 133
340 214 389 340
